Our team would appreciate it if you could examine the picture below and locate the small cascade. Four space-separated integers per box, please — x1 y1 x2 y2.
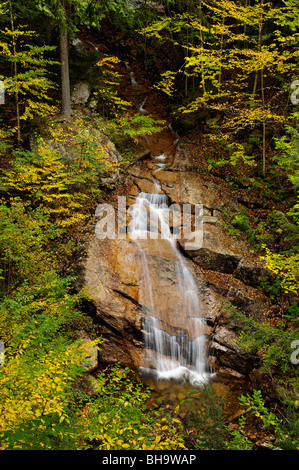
139 97 148 114
130 71 138 86
153 153 168 172
129 191 214 386
124 61 138 86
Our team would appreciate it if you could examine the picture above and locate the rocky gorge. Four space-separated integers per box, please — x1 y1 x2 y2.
72 54 277 405
82 139 271 379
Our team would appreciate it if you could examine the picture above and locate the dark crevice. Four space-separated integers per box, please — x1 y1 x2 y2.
107 285 143 308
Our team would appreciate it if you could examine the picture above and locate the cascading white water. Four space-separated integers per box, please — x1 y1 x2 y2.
123 64 213 386
129 185 213 386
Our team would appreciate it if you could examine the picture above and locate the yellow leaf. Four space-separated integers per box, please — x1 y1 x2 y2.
172 418 181 424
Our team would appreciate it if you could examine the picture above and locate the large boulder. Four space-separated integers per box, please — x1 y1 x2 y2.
71 81 91 104
189 248 241 274
211 326 258 376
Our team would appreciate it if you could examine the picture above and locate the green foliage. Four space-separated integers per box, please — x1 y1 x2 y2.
184 386 228 450
0 334 99 449
70 52 166 146
240 390 282 430
80 364 186 450
277 378 299 450
226 142 256 168
222 210 271 250
259 202 299 295
0 116 109 228
205 139 256 172
226 415 252 450
274 124 299 189
78 0 136 31
267 208 299 249
0 238 98 450
0 150 86 228
222 299 299 450
283 303 299 326
0 270 85 349
227 390 284 450
104 112 166 145
226 301 299 375
237 389 299 450
0 199 60 293
0 22 58 137
229 212 256 244
0 124 13 154
0 353 187 450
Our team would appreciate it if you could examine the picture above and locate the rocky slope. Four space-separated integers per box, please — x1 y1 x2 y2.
82 138 273 382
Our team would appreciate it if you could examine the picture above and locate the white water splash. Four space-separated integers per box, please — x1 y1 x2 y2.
155 153 167 161
130 71 138 86
139 96 148 114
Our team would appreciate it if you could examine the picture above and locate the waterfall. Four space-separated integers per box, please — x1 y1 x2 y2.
129 186 213 386
122 61 213 386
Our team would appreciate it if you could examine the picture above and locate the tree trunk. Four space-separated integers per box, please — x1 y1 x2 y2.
199 2 206 94
252 0 263 101
9 0 21 144
218 13 225 86
261 67 266 176
60 25 72 116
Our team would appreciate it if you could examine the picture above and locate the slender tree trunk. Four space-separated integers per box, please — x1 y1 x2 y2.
243 0 249 50
60 20 72 116
261 66 266 176
185 19 189 96
252 0 263 100
259 0 266 176
199 1 206 94
252 68 258 99
9 0 21 144
219 13 225 86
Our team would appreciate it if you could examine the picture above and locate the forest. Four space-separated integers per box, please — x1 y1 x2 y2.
0 0 298 452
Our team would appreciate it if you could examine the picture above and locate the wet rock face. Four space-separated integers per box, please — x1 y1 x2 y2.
84 236 144 367
82 140 271 380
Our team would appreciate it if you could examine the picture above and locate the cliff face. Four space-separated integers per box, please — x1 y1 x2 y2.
82 138 273 382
